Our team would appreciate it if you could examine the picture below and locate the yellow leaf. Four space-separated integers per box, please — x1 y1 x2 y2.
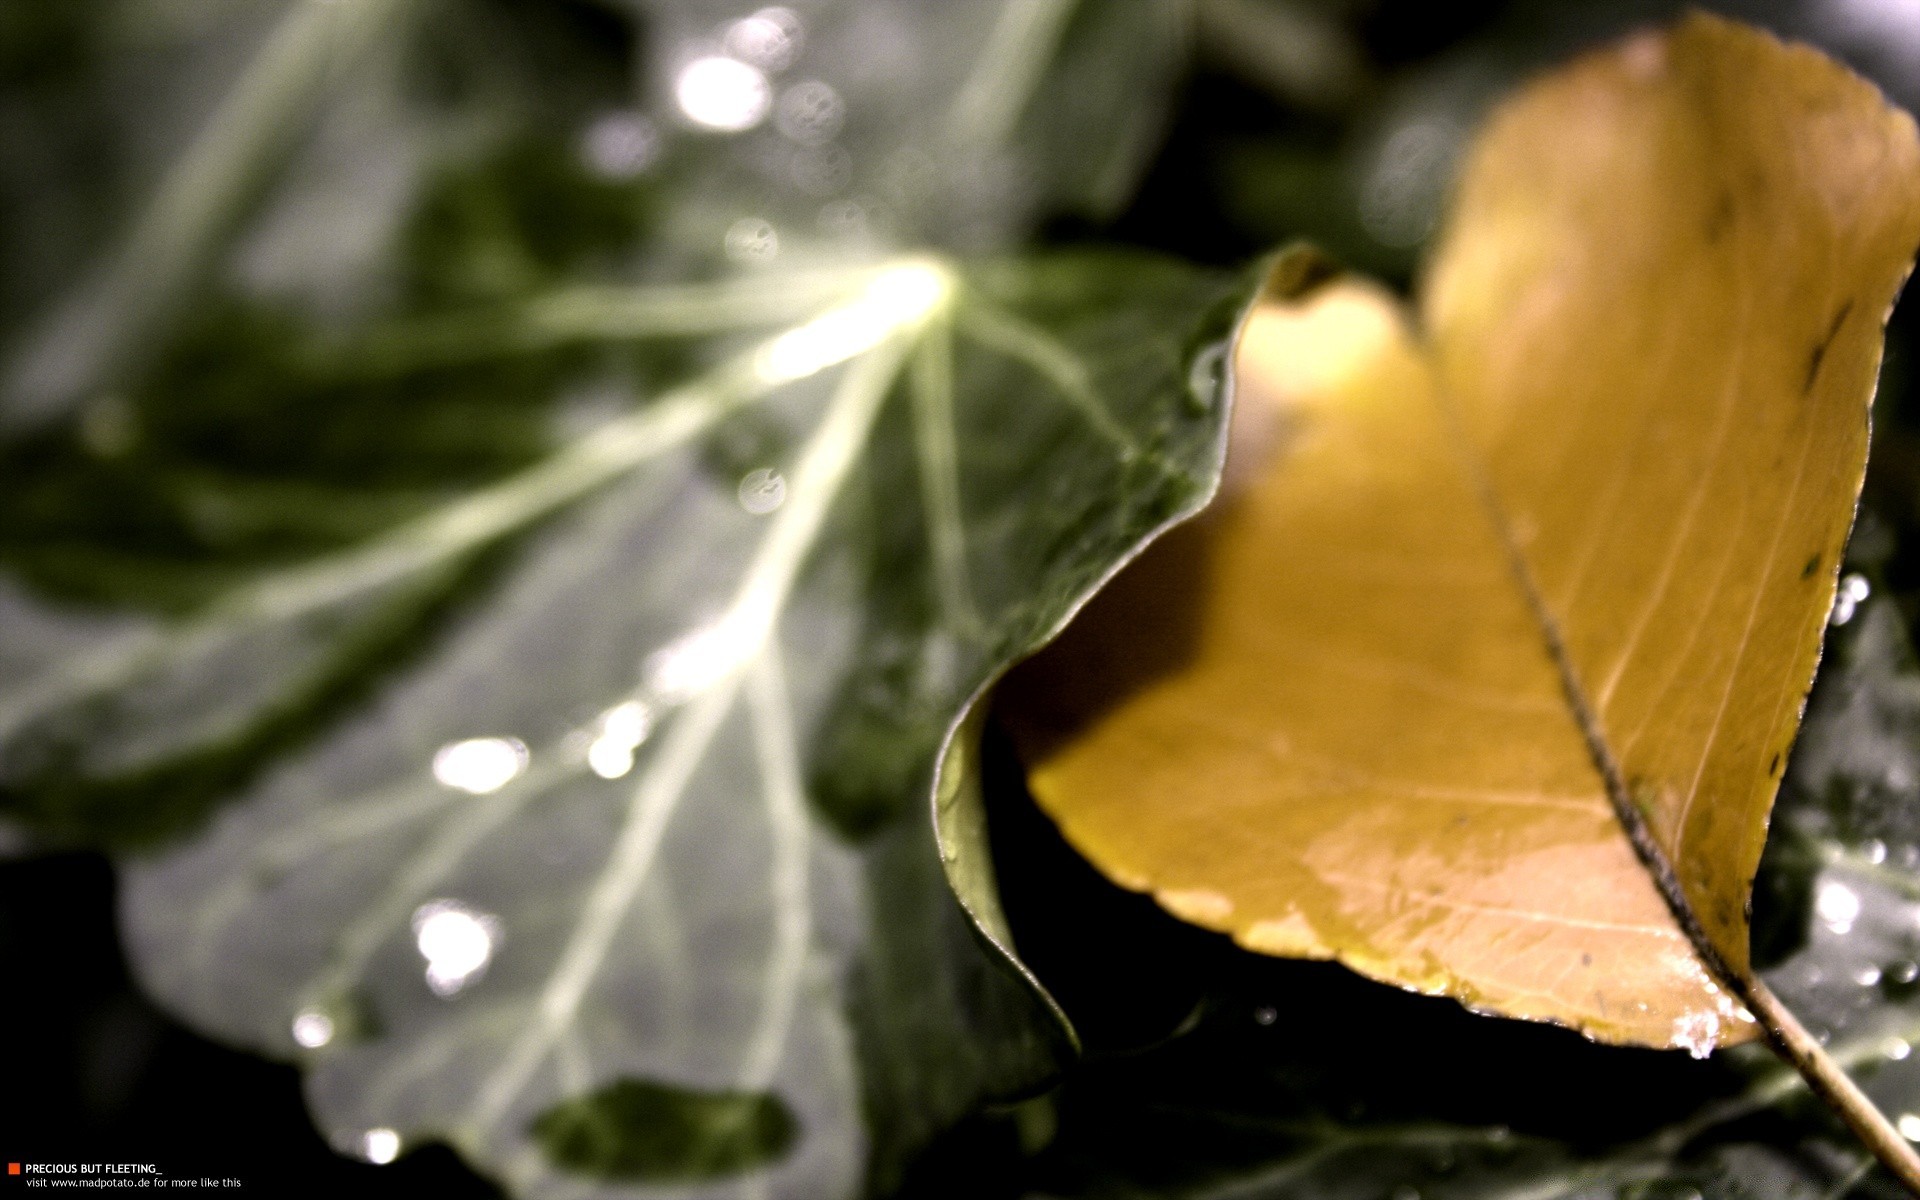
1001 14 1920 1055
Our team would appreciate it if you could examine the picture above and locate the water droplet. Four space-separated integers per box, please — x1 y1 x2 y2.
1252 1006 1277 1026
818 198 868 240
1832 572 1871 626
724 7 803 72
675 56 771 132
361 1128 401 1165
776 80 843 145
1856 965 1883 987
1892 960 1919 983
1817 880 1861 934
1360 119 1460 248
291 1010 335 1049
412 899 501 997
587 700 652 780
1901 844 1919 869
1670 1010 1718 1058
1888 1037 1912 1061
581 112 659 178
737 467 787 515
1866 837 1890 865
724 217 780 263
1186 342 1226 411
787 143 852 196
1901 1113 1920 1142
431 737 528 795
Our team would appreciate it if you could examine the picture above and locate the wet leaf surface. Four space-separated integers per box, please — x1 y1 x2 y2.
1002 14 1920 1051
0 4 1227 1198
983 527 1920 1198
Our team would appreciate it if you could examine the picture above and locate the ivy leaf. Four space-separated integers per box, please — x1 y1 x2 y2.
102 252 1248 1197
0 2 1237 1195
0 0 1191 847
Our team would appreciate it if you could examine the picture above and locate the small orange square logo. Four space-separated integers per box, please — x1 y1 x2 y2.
7 1164 19 1175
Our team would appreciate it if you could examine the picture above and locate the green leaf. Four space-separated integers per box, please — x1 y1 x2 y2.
97 251 1249 1198
0 0 1196 850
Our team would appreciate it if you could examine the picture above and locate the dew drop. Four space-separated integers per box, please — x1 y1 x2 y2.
818 198 868 239
431 737 528 795
1252 1006 1278 1026
587 700 652 780
581 112 659 179
675 56 771 131
412 899 501 997
724 217 780 262
1832 572 1870 626
788 143 852 196
1892 960 1919 984
776 80 844 145
1901 1113 1920 1142
1866 837 1890 865
1359 119 1459 248
737 467 787 514
362 1128 401 1164
1856 965 1884 987
1186 342 1226 411
1817 880 1861 934
1670 1010 1718 1059
724 7 803 72
1888 1037 1913 1061
291 1009 335 1049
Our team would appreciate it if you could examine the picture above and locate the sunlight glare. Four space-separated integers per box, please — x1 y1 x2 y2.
756 259 951 383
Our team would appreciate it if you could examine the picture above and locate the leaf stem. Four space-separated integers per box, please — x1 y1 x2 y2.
1436 334 1920 1192
464 268 945 1132
1743 976 1920 1192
